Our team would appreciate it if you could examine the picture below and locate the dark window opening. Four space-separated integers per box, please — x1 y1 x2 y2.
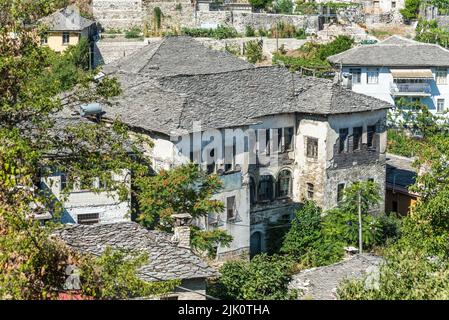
62 32 70 44
349 68 361 84
307 183 314 199
207 148 215 174
353 127 363 151
367 125 376 149
338 128 349 153
306 137 318 158
277 170 292 198
227 196 236 221
392 200 398 213
284 127 294 151
77 213 99 225
258 175 274 202
250 177 256 204
60 174 67 191
337 183 345 203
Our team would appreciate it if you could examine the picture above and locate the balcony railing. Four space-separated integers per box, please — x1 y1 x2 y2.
390 82 431 96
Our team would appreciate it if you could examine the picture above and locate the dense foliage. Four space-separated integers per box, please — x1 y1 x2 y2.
79 247 179 299
339 119 449 299
212 254 297 300
400 0 421 21
244 40 264 63
273 36 353 76
180 26 238 40
0 0 175 299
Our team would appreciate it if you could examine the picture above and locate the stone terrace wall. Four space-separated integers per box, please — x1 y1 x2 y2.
196 11 319 34
93 0 143 30
142 0 196 32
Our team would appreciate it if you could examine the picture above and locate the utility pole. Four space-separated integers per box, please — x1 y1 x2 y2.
358 189 363 254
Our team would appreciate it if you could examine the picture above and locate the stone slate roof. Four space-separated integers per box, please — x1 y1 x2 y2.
327 35 449 67
39 6 95 32
386 153 417 191
99 65 391 135
289 254 383 300
52 222 218 281
102 36 254 77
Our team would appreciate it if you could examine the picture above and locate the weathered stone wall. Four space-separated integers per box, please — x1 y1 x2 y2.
93 0 143 30
196 11 319 34
142 0 196 33
93 39 148 66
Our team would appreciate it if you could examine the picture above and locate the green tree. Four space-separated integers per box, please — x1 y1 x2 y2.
214 254 297 300
79 247 180 299
281 201 322 257
323 181 383 249
400 0 421 21
249 0 273 10
0 0 153 299
135 164 232 256
245 40 263 63
273 0 294 14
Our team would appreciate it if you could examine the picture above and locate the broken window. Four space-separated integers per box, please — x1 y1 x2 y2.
272 128 282 153
250 177 257 204
77 213 99 225
207 148 216 174
307 183 314 199
338 128 348 153
224 142 236 172
277 170 292 198
227 196 236 221
284 127 294 151
258 175 274 202
337 183 345 202
353 126 363 151
306 137 318 158
367 125 376 149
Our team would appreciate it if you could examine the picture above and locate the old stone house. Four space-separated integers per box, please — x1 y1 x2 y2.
52 218 217 300
91 36 390 259
57 36 390 259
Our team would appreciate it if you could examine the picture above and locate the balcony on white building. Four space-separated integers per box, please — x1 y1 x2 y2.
390 69 433 97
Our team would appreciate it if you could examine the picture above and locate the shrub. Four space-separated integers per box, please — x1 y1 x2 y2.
273 0 294 14
180 26 238 39
125 27 142 39
214 254 297 300
245 25 255 37
281 201 322 257
316 35 354 60
244 40 263 63
249 0 272 10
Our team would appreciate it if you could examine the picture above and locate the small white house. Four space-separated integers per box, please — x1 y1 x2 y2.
328 36 449 115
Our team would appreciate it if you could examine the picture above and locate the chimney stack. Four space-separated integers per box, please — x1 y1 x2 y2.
171 213 192 249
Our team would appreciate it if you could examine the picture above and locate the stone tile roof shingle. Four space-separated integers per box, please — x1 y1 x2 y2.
327 35 449 67
39 6 95 32
52 222 218 281
101 66 391 135
102 36 254 77
386 153 417 190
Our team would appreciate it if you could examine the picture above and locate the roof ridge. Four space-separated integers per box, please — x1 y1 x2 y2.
136 38 168 74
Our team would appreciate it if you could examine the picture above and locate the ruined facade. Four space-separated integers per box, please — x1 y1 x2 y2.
61 37 390 260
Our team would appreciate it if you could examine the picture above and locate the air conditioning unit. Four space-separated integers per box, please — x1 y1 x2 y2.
80 103 102 117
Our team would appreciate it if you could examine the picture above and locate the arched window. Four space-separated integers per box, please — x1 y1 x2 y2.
277 170 292 198
250 231 263 258
258 175 274 202
249 176 256 204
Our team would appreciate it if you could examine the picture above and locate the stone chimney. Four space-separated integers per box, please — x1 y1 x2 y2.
171 213 192 249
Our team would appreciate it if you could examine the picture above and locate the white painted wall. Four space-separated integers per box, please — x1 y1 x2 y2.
41 170 131 224
343 66 449 115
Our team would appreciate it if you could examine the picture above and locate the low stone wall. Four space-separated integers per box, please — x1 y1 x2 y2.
195 11 319 34
93 39 148 66
93 0 144 30
94 36 307 67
